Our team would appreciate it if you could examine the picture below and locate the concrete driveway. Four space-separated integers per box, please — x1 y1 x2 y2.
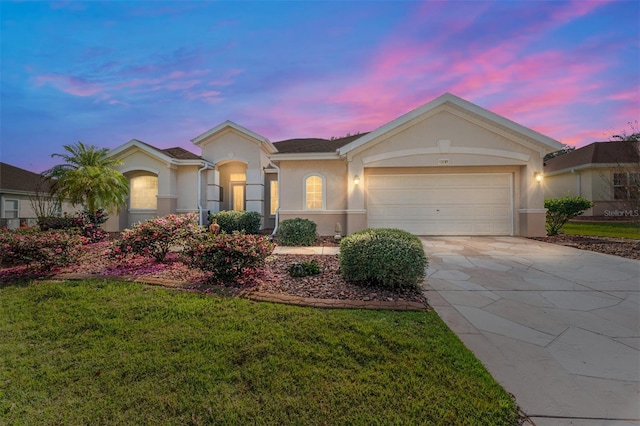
422 236 640 425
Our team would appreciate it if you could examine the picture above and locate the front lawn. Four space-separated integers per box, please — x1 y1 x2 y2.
1 280 519 425
564 221 640 239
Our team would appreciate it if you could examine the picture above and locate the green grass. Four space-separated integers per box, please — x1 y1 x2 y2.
564 221 640 239
0 280 518 425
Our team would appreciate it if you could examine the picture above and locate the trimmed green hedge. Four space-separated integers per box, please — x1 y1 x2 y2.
339 228 427 289
276 218 317 246
209 210 261 234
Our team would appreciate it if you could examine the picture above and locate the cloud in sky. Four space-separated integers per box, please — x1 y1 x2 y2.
1 0 638 172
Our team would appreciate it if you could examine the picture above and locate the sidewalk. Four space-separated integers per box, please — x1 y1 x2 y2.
273 246 339 255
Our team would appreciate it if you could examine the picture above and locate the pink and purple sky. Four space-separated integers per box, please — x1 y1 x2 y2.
1 0 639 173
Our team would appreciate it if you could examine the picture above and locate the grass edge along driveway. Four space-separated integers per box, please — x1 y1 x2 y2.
1 280 519 425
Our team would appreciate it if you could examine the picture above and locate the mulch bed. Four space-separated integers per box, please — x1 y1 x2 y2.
530 235 640 260
2 235 636 303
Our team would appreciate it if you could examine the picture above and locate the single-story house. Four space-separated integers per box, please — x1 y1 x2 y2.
0 162 77 229
544 141 639 218
104 93 563 237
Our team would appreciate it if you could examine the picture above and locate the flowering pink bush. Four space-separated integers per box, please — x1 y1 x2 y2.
109 213 203 262
39 209 108 243
0 228 86 270
184 232 275 283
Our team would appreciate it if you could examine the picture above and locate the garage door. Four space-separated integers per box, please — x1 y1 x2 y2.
367 173 513 235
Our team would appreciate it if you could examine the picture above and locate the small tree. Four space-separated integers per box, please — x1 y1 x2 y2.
44 142 129 215
28 177 63 222
545 196 594 236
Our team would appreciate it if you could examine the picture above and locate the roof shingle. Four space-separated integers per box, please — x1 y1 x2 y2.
273 133 368 154
545 141 639 173
0 162 52 193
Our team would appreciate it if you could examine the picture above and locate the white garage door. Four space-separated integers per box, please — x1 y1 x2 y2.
367 173 513 235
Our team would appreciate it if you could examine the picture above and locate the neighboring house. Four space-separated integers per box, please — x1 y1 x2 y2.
0 162 77 229
544 141 640 217
105 93 563 237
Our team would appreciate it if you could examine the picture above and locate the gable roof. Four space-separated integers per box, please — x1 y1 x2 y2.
273 133 368 153
0 162 52 193
108 139 205 165
544 141 640 173
191 120 277 154
338 93 563 157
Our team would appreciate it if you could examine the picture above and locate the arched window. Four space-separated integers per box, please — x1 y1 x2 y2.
305 175 324 210
130 174 158 210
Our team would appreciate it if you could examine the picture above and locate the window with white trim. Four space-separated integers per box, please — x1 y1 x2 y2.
130 175 158 209
305 175 324 210
3 199 19 218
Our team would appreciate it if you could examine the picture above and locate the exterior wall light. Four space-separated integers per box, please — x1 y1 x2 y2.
534 172 543 182
353 175 360 185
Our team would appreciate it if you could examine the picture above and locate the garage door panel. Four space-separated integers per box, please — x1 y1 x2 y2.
366 173 513 236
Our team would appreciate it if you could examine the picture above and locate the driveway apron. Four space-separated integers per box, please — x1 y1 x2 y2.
422 236 640 425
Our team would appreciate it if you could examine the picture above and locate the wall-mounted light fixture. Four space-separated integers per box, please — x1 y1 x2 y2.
353 175 360 185
534 172 543 182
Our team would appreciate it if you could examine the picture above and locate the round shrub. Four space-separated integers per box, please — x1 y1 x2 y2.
184 232 275 283
209 211 261 234
339 228 427 289
276 218 318 246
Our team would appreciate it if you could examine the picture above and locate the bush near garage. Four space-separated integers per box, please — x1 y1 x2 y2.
209 211 261 234
545 196 594 236
184 232 275 284
339 228 427 290
0 228 86 270
276 218 318 246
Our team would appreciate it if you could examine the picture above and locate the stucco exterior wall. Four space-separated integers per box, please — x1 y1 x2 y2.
345 108 548 236
175 165 199 213
278 159 347 235
0 193 78 229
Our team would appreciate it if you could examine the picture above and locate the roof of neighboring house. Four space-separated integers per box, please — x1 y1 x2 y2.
544 141 640 173
0 162 52 193
273 133 368 153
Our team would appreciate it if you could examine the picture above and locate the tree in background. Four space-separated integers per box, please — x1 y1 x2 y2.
44 142 128 214
543 144 575 162
603 122 640 215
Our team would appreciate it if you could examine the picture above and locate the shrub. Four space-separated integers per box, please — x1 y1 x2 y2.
287 260 322 277
276 218 317 246
0 229 85 270
184 232 275 283
110 213 202 262
339 228 427 290
38 209 108 243
545 196 594 236
209 210 262 234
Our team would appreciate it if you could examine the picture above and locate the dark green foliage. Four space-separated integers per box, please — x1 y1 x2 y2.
545 196 594 236
184 232 275 283
209 210 261 234
287 260 322 277
276 218 318 246
339 228 427 289
38 209 108 243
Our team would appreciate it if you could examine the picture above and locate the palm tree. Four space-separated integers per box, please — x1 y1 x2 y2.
44 142 129 214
